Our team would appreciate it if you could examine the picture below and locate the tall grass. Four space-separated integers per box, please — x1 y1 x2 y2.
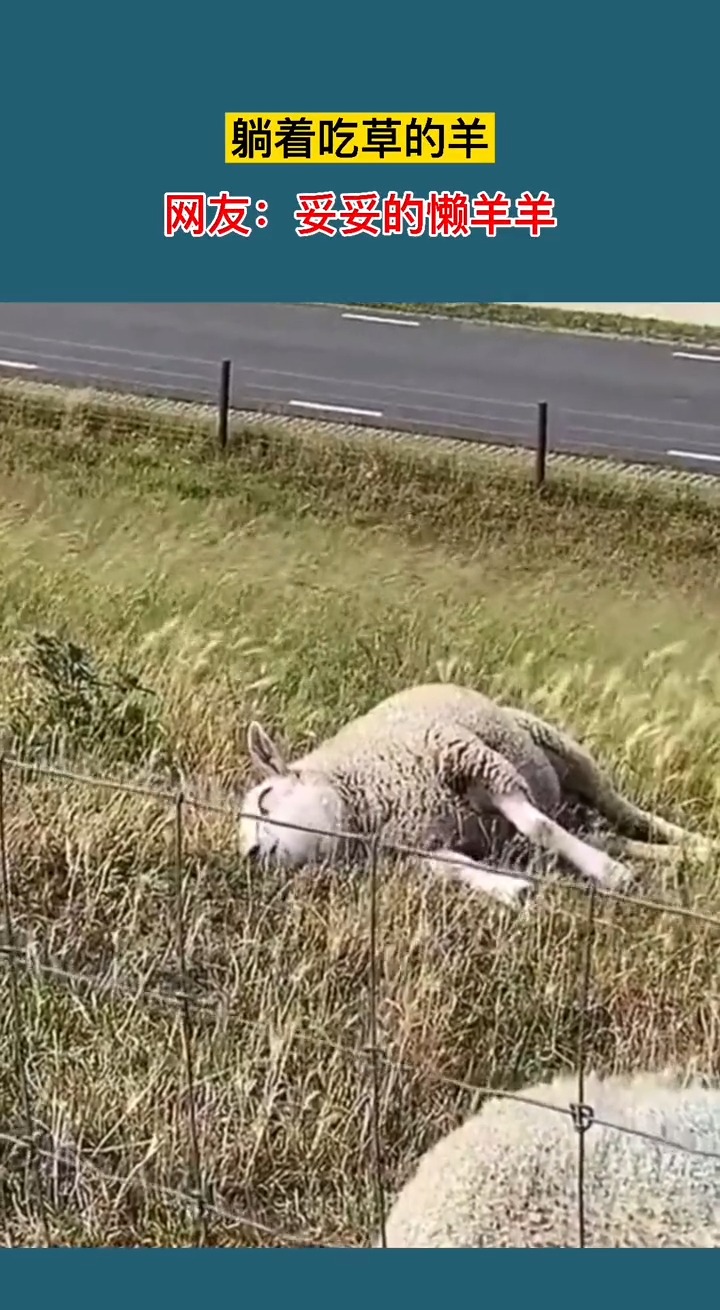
0 384 719 1246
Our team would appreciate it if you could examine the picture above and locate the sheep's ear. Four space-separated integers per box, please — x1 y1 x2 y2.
247 721 288 778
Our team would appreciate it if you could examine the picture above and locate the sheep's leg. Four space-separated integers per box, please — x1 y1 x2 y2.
591 833 713 865
433 727 635 896
505 707 713 851
494 791 636 894
424 846 535 909
598 836 682 864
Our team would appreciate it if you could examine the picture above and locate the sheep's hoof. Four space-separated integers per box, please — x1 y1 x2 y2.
600 858 639 898
491 877 536 911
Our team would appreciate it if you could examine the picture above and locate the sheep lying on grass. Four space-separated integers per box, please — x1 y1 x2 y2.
238 682 713 909
379 1070 720 1247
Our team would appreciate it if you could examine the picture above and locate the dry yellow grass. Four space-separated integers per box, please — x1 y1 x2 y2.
1 384 720 1247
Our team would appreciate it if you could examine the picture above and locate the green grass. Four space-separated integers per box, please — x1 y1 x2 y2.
353 302 720 346
1 381 720 1247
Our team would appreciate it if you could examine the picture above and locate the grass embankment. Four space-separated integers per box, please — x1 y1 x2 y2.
0 382 720 1247
358 302 720 346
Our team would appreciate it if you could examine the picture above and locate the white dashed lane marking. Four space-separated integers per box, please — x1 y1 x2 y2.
666 449 720 463
289 399 384 418
341 312 420 327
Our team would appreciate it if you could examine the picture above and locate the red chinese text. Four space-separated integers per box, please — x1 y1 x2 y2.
470 191 514 236
294 192 339 237
513 190 558 237
382 190 426 237
164 193 206 238
338 192 382 237
164 193 269 237
293 190 556 237
207 191 252 237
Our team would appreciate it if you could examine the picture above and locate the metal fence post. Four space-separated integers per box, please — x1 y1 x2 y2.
218 360 231 450
535 400 548 488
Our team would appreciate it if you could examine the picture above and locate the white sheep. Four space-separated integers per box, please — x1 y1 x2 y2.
238 683 712 909
379 1069 720 1247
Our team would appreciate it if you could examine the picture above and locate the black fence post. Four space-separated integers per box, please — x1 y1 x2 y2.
535 400 548 488
218 359 231 450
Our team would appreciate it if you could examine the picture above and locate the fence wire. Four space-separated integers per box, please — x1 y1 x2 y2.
0 752 719 1248
3 335 720 478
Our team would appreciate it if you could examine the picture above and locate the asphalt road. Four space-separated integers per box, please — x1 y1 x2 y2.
1 303 720 471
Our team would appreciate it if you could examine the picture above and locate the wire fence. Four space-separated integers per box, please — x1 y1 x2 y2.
1 752 720 1248
1 318 720 480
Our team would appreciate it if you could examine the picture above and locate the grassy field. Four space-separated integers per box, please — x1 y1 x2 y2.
355 302 720 346
1 383 720 1247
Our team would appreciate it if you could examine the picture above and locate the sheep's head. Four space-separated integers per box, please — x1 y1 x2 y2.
238 721 345 869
